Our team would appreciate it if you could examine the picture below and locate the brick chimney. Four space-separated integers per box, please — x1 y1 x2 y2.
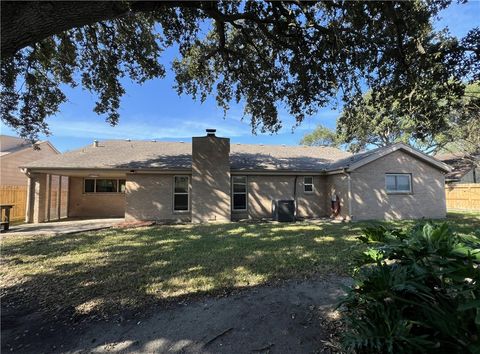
191 129 231 223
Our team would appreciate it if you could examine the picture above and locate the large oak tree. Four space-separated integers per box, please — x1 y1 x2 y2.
336 82 480 154
301 83 480 156
1 1 479 141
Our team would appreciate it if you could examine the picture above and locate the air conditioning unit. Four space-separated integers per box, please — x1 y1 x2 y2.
272 200 296 222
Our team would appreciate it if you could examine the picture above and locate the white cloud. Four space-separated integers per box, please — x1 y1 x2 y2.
0 104 339 142
45 114 250 140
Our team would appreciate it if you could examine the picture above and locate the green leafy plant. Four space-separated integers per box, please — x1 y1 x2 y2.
339 222 480 354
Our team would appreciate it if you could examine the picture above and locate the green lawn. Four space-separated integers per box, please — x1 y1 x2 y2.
1 214 478 318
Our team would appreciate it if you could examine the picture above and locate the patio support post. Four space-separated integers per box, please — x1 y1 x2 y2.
27 173 48 223
46 174 52 221
26 173 33 223
57 176 62 220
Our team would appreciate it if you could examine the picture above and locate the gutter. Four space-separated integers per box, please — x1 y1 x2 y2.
23 167 331 176
20 167 192 174
293 175 298 218
23 166 356 176
324 168 350 175
231 169 326 176
342 169 353 221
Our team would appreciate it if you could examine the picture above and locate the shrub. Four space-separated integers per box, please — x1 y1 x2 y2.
339 222 480 353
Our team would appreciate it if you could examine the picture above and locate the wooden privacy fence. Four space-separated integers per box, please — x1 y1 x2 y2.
0 185 27 222
445 183 480 211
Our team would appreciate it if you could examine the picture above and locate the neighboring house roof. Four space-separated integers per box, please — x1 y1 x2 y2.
0 135 60 157
0 135 30 156
435 153 478 181
23 140 451 173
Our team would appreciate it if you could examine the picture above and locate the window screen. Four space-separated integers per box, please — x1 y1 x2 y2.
84 179 95 193
174 176 189 211
84 178 125 193
304 176 314 193
96 179 117 193
232 176 247 210
385 174 412 193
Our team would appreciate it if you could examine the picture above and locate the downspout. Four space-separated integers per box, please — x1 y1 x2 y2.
293 175 298 218
342 169 353 221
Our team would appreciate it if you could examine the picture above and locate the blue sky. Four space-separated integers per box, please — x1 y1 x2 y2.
1 1 479 152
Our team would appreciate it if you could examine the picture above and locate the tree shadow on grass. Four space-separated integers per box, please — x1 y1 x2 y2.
2 217 473 325
2 217 475 352
1 222 360 322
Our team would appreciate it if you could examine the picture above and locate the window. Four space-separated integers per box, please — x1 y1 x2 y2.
96 179 117 192
83 178 125 193
174 176 189 211
84 179 95 193
232 176 247 210
304 176 314 193
385 174 412 193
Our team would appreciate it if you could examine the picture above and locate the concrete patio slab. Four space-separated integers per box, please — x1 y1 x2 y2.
2 218 124 237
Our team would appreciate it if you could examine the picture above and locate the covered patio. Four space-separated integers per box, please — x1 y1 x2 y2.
25 169 127 223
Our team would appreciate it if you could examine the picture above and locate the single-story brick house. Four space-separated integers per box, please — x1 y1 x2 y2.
22 129 451 223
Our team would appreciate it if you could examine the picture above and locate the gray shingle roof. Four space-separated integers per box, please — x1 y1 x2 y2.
0 135 57 157
23 140 352 171
1 135 31 156
326 146 383 170
230 143 350 170
435 153 478 181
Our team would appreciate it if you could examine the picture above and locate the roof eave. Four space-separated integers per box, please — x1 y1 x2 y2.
22 167 192 173
230 169 326 175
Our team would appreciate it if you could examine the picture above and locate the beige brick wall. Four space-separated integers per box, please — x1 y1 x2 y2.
27 172 48 223
297 176 328 218
232 175 328 220
125 174 191 222
68 177 125 218
1 143 58 186
350 150 446 220
191 136 231 223
325 174 351 219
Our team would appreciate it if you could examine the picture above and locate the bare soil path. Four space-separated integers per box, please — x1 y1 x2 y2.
2 275 349 353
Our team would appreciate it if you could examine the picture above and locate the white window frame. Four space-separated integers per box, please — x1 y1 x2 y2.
385 173 412 194
232 176 248 211
303 176 314 194
83 178 126 194
173 175 190 212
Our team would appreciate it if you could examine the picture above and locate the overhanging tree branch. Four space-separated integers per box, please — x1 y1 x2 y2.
1 1 204 59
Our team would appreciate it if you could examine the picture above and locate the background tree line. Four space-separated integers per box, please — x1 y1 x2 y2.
300 82 480 157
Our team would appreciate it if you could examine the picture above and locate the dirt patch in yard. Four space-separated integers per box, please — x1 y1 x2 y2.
1 275 349 353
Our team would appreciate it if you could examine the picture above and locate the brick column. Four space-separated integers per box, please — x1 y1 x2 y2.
46 174 52 221
26 174 33 223
26 173 48 223
56 176 62 220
